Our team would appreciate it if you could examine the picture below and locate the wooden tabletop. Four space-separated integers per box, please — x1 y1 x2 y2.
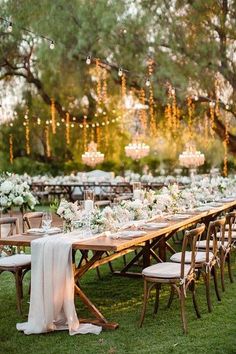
0 200 235 252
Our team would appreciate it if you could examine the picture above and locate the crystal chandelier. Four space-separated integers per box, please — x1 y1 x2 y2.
82 141 104 167
179 142 205 169
125 135 150 160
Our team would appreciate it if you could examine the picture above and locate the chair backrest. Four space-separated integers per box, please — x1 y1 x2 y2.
23 211 43 231
205 217 226 260
181 224 206 279
0 217 19 237
225 211 236 245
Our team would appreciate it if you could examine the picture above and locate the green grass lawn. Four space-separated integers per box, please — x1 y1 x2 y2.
0 252 236 354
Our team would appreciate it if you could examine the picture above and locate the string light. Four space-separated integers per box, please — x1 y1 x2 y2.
45 125 51 158
139 88 148 133
118 67 123 77
9 134 13 164
147 59 156 136
102 68 108 103
209 101 215 137
204 113 209 148
121 72 126 97
83 115 87 150
24 111 30 155
50 98 56 134
86 55 91 65
96 59 102 104
7 21 13 32
65 112 70 145
187 96 194 138
0 17 54 48
223 115 229 177
49 40 55 50
145 78 151 87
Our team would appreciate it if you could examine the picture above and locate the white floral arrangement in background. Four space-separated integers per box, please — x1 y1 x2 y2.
0 174 37 212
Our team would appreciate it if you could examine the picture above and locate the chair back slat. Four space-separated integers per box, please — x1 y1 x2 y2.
225 211 236 245
180 224 205 278
23 212 43 231
206 218 226 260
0 217 19 237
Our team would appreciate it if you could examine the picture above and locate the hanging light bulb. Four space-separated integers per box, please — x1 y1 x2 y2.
49 40 55 49
145 78 151 87
7 21 13 32
86 55 91 65
209 101 215 108
118 67 123 77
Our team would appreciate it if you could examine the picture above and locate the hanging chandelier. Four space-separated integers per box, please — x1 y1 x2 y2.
125 135 150 160
82 141 104 167
179 142 205 169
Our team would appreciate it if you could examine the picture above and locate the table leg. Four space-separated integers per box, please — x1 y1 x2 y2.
74 250 119 330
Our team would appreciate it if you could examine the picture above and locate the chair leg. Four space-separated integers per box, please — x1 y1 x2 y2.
15 271 23 315
227 253 234 284
139 279 149 327
220 254 225 292
179 286 187 334
190 280 201 318
96 267 102 280
153 284 161 315
204 271 212 313
167 285 175 308
212 266 221 301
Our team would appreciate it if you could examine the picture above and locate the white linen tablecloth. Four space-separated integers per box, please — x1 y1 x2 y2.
17 232 102 335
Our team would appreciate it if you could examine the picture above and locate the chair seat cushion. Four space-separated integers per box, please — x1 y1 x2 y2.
225 225 236 231
217 231 236 240
170 251 214 264
142 262 191 278
0 254 31 267
196 240 229 249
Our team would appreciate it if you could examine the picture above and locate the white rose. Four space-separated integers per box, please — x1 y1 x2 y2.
13 196 24 206
0 196 9 207
0 181 14 194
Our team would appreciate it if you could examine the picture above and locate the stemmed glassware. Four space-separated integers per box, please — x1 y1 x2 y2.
42 212 52 236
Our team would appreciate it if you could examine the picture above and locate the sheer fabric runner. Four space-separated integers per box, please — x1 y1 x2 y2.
17 233 102 335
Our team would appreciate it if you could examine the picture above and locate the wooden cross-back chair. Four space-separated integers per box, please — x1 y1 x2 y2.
195 217 226 312
139 224 205 334
217 211 235 290
0 217 31 314
23 211 44 232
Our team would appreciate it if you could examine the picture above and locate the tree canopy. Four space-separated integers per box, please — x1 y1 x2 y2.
0 0 235 175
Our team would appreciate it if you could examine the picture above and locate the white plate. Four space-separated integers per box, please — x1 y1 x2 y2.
27 227 61 235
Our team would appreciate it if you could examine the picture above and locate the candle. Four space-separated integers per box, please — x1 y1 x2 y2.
84 199 94 212
133 189 142 200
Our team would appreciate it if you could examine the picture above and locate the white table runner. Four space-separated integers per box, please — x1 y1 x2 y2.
17 232 102 335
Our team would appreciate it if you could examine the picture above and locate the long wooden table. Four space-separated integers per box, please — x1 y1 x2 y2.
1 200 235 330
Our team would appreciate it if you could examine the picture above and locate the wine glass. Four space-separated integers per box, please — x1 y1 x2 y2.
42 212 52 236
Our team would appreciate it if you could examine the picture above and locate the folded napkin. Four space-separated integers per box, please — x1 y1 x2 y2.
27 227 61 235
167 214 192 220
141 222 169 230
109 230 147 239
194 206 212 211
17 233 102 336
221 197 235 202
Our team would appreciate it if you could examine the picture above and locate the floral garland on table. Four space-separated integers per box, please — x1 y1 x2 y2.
56 177 236 234
0 174 37 212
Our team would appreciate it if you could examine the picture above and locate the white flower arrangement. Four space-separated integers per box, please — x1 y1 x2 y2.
0 174 37 212
57 199 80 222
